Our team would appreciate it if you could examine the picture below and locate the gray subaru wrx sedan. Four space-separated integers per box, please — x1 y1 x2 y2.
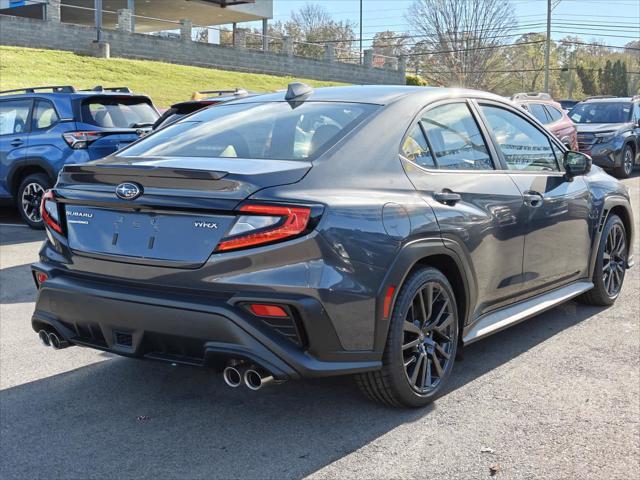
32 84 634 407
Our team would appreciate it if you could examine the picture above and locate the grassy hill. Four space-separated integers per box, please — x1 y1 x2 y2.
0 46 346 107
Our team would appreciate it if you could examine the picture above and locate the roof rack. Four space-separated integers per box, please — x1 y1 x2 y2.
511 92 552 101
79 86 133 93
0 85 76 95
584 95 616 100
191 88 248 100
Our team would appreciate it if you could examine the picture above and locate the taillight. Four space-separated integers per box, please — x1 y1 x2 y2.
40 190 63 234
216 204 313 252
62 131 104 149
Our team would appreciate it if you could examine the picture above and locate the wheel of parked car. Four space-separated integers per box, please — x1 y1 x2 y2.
17 173 51 229
356 267 459 408
578 214 628 306
614 145 634 179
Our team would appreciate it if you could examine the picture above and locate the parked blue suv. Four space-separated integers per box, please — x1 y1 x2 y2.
0 85 159 227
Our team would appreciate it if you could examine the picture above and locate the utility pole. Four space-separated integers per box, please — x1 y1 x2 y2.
544 0 551 93
359 0 363 64
568 51 575 99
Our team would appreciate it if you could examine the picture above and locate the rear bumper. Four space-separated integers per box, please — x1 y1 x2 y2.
30 263 381 380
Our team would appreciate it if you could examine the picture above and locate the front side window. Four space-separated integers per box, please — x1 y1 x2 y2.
81 97 158 128
401 124 434 168
569 102 632 124
32 100 59 130
480 105 559 172
0 99 31 135
420 103 493 170
120 102 378 161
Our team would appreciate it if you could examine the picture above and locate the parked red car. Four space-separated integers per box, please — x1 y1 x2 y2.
511 93 578 150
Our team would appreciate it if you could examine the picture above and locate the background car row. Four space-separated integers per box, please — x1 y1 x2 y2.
0 85 639 229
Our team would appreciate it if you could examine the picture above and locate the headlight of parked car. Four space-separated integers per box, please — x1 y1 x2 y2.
594 132 615 144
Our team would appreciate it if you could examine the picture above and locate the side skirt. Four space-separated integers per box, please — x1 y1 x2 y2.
462 281 594 345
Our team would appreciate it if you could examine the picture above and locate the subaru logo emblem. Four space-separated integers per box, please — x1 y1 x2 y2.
115 182 142 200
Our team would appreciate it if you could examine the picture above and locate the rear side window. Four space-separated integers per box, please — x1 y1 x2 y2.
420 103 493 170
545 105 563 122
0 99 31 135
401 124 434 168
528 103 550 124
32 100 59 130
120 102 378 161
81 97 158 128
480 105 559 172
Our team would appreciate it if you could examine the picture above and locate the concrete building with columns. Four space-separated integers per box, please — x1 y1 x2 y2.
0 0 405 85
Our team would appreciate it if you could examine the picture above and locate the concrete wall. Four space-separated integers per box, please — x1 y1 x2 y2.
0 15 405 85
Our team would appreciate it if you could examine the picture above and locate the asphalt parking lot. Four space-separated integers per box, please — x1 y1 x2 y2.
0 174 638 480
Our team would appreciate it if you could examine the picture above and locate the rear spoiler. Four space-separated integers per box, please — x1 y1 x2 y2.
62 164 228 181
79 86 134 93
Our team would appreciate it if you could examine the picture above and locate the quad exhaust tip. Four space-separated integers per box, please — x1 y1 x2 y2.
38 330 70 349
38 330 50 347
222 366 243 388
244 368 275 391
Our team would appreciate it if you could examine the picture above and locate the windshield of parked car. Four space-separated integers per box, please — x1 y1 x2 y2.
119 101 378 160
81 96 159 128
569 102 632 124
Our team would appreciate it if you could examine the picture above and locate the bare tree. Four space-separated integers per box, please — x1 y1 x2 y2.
406 0 516 90
273 4 355 60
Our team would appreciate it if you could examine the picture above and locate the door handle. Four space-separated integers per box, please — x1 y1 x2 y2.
10 139 23 147
523 191 544 208
433 190 462 205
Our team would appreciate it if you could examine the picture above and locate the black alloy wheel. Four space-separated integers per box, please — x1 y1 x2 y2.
578 214 627 306
356 267 459 407
402 282 456 394
602 222 626 298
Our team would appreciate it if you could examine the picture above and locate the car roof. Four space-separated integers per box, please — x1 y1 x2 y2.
583 97 635 103
226 85 507 106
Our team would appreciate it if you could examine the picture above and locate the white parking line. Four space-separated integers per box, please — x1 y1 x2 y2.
0 223 30 228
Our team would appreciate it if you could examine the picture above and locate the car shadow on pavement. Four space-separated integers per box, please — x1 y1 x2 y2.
0 299 605 480
0 263 37 304
0 224 44 247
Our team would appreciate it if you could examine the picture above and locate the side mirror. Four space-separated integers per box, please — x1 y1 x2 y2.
563 151 592 179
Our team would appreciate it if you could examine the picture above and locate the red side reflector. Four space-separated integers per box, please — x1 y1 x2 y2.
248 304 289 318
36 272 48 284
383 286 396 319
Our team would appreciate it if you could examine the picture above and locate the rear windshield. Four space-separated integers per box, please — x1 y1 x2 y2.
119 101 378 160
569 102 632 124
81 96 158 128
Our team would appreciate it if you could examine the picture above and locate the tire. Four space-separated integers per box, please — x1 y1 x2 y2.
613 145 634 179
356 267 459 408
578 214 628 306
16 173 51 229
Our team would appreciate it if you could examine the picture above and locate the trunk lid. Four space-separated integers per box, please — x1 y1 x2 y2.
56 156 311 267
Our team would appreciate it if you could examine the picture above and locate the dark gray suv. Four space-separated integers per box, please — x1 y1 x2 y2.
570 96 640 178
31 85 635 407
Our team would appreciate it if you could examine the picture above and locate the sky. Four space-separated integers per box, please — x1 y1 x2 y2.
249 0 640 49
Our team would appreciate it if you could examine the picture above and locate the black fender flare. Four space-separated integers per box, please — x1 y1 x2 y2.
6 158 57 196
372 236 475 351
589 196 635 277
